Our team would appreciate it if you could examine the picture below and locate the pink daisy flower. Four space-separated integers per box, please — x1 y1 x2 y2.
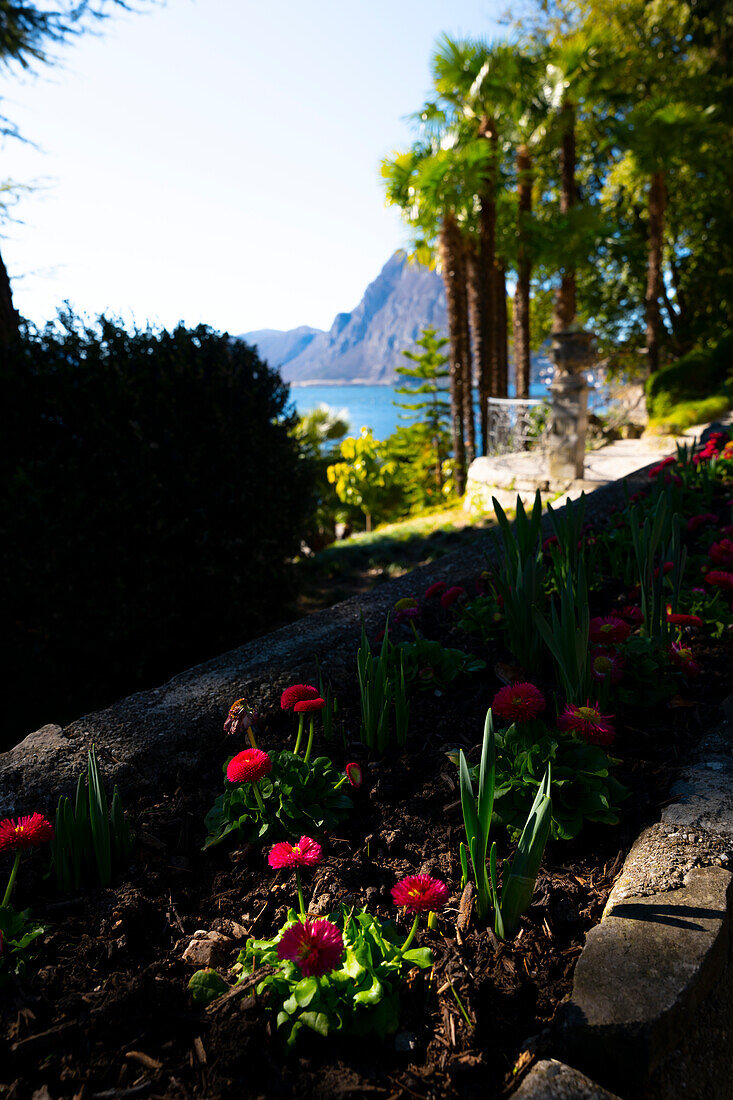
558 702 615 747
280 684 319 711
0 813 54 853
668 643 701 677
223 698 259 736
268 836 322 869
391 874 449 913
620 605 644 625
277 919 344 977
425 581 447 599
441 585 466 610
666 611 703 629
226 748 272 784
589 616 631 646
705 570 733 592
345 762 363 788
293 697 325 714
709 539 733 568
687 513 718 534
590 649 625 685
492 682 546 723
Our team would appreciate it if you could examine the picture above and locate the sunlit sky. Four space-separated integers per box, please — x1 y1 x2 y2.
1 0 506 335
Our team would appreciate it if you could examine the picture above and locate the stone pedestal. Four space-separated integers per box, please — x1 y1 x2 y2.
548 328 594 483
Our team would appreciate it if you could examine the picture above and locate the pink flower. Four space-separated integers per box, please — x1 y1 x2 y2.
668 643 701 677
492 682 546 723
268 836 322 869
649 456 676 478
277 919 344 977
280 684 319 711
223 697 259 736
590 649 625 685
425 581 447 599
687 513 717 534
543 535 560 552
226 748 272 784
293 697 326 714
589 616 631 646
345 762 363 788
391 874 449 913
705 570 733 591
558 702 615 746
394 607 420 625
620 604 644 625
709 539 733 568
667 611 703 628
441 585 466 610
0 813 54 853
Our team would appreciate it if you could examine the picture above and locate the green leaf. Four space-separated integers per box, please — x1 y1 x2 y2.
294 976 319 1008
188 968 228 1006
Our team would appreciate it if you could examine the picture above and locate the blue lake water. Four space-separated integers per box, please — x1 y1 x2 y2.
290 382 553 442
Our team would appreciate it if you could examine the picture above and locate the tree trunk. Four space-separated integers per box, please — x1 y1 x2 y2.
478 115 499 447
553 101 577 332
645 170 666 374
514 144 532 398
465 237 484 459
496 263 508 397
0 246 20 351
438 214 467 494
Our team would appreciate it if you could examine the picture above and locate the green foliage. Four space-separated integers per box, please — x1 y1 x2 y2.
393 635 486 692
458 709 552 938
236 906 433 1046
292 404 353 546
490 721 628 841
0 905 46 988
491 492 546 670
629 496 686 644
356 620 409 753
647 395 732 436
646 335 733 419
50 745 133 891
203 751 352 850
616 637 677 706
0 314 313 745
188 968 229 1006
534 562 591 705
327 429 404 532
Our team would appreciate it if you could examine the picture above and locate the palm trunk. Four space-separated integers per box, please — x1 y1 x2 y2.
496 262 508 397
514 144 532 398
553 101 577 332
645 170 666 374
464 237 483 461
479 115 499 447
438 214 467 494
0 246 20 350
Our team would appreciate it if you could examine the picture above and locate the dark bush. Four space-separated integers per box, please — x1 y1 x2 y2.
0 313 313 745
646 331 733 418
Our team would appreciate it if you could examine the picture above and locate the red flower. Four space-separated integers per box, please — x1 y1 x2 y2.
543 534 560 552
648 456 676 479
653 561 675 578
293 697 325 714
394 607 420 625
226 748 272 784
709 539 733 568
425 581 447 599
668 643 701 677
391 874 449 913
705 570 733 591
345 762 363 788
277 918 344 977
687 513 717 534
620 604 644 625
558 702 615 746
589 616 631 645
280 684 319 711
0 813 54 853
223 697 258 736
492 682 546 722
666 611 703 628
590 649 625 685
268 836 322 869
441 585 466 610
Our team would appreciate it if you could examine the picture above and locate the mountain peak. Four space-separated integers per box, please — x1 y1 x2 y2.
240 252 447 384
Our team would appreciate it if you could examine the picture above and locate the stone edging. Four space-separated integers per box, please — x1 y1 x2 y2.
516 718 733 1100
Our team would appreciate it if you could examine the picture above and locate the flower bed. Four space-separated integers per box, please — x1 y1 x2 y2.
2 431 733 1099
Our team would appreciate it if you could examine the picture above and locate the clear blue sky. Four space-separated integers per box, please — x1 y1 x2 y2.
2 0 506 334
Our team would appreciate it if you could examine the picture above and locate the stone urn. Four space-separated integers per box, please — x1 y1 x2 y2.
548 327 595 483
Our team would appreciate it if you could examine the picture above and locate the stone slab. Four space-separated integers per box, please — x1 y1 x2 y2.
661 720 733 839
558 861 732 1096
513 1060 622 1100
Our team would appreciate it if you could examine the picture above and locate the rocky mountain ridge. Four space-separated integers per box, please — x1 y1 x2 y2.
240 251 447 384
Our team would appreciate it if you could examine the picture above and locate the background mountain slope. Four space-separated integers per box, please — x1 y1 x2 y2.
240 251 447 384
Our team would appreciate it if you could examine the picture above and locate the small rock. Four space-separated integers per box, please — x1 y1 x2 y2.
395 1031 417 1052
182 930 234 968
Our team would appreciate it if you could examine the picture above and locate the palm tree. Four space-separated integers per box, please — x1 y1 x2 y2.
382 141 488 491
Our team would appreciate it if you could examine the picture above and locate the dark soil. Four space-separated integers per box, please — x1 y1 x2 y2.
2 537 732 1099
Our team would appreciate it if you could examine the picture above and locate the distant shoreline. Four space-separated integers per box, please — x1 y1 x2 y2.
288 379 396 388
